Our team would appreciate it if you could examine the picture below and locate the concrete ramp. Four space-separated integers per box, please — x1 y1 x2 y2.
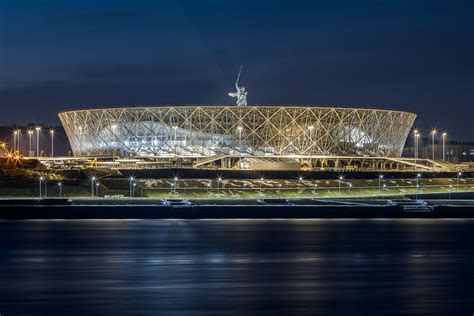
193 155 228 168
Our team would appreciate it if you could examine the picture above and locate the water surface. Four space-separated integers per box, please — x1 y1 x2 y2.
0 219 473 315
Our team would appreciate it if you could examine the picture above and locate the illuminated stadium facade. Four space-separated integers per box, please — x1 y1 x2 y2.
59 106 416 164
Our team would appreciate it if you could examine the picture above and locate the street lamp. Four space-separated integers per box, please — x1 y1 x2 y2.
237 126 243 165
111 124 117 166
27 130 33 157
35 127 41 158
129 176 135 197
174 176 178 194
442 132 447 161
58 182 63 197
50 129 55 157
431 130 436 160
413 130 420 170
95 182 100 197
217 177 222 194
15 130 21 153
457 172 462 191
18 129 21 154
172 125 178 157
78 126 83 156
91 176 96 197
308 125 314 164
39 176 44 199
378 174 384 193
416 173 421 198
338 175 343 193
13 130 17 153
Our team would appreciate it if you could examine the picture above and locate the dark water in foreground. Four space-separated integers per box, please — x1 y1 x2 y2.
0 219 473 315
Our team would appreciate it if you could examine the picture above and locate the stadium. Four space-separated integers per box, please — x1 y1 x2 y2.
58 105 421 170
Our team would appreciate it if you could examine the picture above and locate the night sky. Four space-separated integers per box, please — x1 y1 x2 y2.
0 0 473 140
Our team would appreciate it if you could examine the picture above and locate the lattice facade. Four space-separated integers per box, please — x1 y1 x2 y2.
58 106 416 158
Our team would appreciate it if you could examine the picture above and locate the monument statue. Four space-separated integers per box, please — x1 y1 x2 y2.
228 66 248 106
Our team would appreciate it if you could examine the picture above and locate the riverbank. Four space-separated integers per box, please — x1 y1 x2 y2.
0 196 473 219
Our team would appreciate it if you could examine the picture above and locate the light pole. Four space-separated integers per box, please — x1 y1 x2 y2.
39 176 44 199
338 175 343 193
13 130 17 153
28 130 33 157
79 126 83 156
50 129 55 157
58 182 63 197
44 178 47 197
416 173 421 198
308 125 314 166
35 127 41 158
16 130 21 154
414 130 419 170
95 182 100 197
378 174 383 193
457 172 462 191
298 176 304 194
91 176 96 197
237 126 243 167
129 177 135 197
442 132 447 161
260 177 264 193
431 130 436 160
172 126 178 158
111 124 117 167
174 176 178 194
217 177 222 194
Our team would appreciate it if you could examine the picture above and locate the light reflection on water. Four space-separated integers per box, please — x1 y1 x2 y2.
0 219 473 315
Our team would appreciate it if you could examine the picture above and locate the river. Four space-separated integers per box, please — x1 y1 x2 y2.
0 219 473 315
